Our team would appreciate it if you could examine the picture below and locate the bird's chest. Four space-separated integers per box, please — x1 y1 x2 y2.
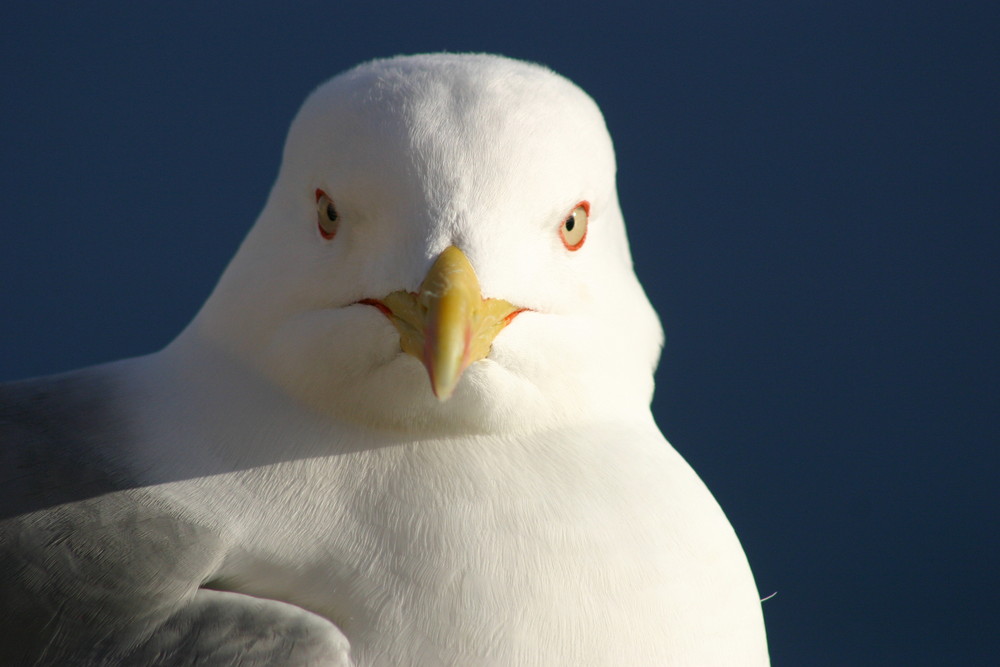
219 442 683 664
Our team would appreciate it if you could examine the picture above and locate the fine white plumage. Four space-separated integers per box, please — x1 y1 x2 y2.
0 54 769 665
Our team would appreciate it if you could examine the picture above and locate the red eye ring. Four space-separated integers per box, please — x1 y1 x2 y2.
560 200 590 251
315 189 339 240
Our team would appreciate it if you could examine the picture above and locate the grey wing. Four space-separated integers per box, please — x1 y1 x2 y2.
0 374 352 665
121 589 352 666
0 371 129 520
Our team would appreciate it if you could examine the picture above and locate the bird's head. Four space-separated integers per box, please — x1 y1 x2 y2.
184 54 662 435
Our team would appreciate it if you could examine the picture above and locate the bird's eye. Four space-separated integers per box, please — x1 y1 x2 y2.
315 189 339 240
560 202 589 251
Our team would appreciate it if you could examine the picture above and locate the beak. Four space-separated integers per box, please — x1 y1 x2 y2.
374 246 524 401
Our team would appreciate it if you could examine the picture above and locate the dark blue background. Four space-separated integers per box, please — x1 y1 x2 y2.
2 3 997 664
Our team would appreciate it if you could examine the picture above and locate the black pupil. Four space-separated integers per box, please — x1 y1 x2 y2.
326 203 338 221
565 215 575 232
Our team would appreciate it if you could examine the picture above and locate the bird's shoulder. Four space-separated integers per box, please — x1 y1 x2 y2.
0 370 131 518
0 368 224 573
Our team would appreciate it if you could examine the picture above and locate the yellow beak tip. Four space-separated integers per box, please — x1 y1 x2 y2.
427 362 462 402
433 386 455 402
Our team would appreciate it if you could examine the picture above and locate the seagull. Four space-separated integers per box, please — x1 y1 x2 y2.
0 53 770 665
